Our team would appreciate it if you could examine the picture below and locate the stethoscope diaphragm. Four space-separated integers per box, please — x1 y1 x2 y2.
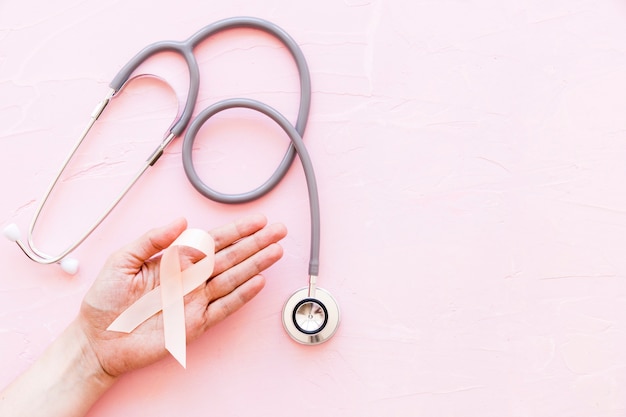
282 287 340 345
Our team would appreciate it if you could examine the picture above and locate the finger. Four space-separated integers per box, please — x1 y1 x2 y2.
212 222 287 277
178 215 282 269
110 218 188 270
209 214 268 252
206 243 283 302
204 275 266 326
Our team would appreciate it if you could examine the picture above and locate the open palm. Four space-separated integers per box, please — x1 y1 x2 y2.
77 214 287 377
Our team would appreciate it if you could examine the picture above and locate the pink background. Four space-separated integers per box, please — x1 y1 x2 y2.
1 0 626 415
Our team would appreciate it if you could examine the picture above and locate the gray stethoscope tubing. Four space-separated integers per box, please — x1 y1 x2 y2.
7 17 309 267
111 16 311 141
182 98 320 277
113 16 319 276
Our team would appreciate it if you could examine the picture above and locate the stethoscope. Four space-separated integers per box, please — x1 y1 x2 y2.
2 17 339 346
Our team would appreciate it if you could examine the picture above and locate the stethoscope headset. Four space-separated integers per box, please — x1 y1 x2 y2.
2 17 340 345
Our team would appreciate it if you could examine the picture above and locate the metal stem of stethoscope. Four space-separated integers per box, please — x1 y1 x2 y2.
4 88 177 274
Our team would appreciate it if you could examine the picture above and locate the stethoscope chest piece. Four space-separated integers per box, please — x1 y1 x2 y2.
282 287 340 345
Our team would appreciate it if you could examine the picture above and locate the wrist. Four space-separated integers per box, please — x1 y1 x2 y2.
42 320 118 416
0 320 118 417
65 319 118 391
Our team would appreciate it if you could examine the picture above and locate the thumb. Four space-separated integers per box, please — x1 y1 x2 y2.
113 218 188 270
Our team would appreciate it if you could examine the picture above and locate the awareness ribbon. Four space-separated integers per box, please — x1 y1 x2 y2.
107 228 215 368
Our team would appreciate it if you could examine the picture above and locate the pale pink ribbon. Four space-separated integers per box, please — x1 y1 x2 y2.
107 228 215 368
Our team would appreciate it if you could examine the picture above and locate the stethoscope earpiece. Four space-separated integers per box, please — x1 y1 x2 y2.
59 258 79 275
282 287 340 345
3 223 21 242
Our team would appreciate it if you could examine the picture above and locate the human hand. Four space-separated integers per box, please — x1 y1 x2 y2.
76 214 287 378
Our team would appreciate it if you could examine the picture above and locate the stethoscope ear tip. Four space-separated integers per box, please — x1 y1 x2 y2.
60 258 79 275
2 221 79 274
3 223 22 242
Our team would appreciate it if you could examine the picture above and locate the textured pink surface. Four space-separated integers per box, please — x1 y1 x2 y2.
1 1 626 416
